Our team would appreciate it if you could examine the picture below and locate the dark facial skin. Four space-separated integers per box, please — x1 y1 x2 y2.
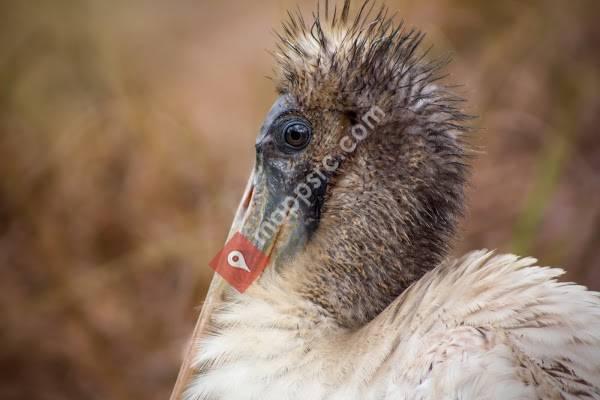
255 96 321 238
250 95 351 256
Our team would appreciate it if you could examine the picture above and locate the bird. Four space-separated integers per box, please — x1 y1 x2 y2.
170 1 600 399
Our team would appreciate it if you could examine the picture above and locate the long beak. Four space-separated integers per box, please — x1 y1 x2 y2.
169 171 255 400
170 163 304 399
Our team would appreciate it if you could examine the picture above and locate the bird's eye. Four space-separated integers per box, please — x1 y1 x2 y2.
282 120 311 151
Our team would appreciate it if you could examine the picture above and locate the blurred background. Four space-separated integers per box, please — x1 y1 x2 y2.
0 0 599 399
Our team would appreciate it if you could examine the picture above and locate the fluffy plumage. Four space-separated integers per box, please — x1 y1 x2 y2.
187 252 600 399
181 2 600 399
274 0 468 131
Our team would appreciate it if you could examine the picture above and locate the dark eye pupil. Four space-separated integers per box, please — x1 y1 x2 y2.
284 123 310 149
290 130 302 142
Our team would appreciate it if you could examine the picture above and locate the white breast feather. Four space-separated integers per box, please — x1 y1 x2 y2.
185 251 600 400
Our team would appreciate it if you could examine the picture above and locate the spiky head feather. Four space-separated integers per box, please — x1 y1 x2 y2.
273 0 470 137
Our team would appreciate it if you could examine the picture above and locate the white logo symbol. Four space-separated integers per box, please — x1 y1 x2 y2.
227 250 251 272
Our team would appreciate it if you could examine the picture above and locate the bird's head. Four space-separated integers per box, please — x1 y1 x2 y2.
170 2 472 397
228 0 471 327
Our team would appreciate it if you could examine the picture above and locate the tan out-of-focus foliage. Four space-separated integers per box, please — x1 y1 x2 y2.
0 1 598 399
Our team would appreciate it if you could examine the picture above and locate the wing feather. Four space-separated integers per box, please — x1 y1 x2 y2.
378 251 600 399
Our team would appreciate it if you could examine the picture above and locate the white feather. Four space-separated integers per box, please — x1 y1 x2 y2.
185 251 600 399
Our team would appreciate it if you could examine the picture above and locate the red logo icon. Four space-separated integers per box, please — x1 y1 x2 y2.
208 232 270 293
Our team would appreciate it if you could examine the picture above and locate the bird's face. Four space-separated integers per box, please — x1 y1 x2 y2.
205 77 466 317
237 94 355 269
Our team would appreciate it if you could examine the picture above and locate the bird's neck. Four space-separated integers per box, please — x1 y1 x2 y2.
291 173 451 328
189 281 359 396
188 270 422 400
